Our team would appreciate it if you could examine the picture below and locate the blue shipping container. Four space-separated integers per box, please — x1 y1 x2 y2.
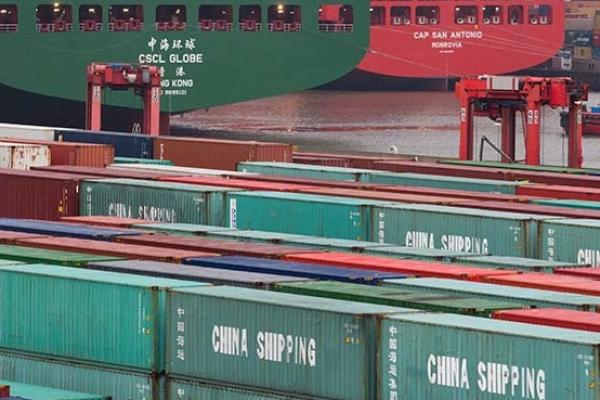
54 129 154 159
0 218 142 241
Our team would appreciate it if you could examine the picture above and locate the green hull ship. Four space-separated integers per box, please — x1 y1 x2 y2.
0 1 368 128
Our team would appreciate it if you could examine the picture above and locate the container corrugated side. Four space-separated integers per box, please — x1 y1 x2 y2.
493 308 600 332
0 123 56 141
81 179 240 226
0 380 107 400
539 219 600 266
0 264 208 371
0 218 142 240
0 349 162 400
237 161 368 181
372 204 558 257
167 378 305 400
0 244 122 266
380 313 600 400
456 255 584 272
54 129 154 159
133 223 233 236
0 142 50 170
382 277 600 311
227 191 387 240
167 285 416 400
274 281 525 317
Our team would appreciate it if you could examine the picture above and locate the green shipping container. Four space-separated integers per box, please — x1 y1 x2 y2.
237 162 370 181
365 172 521 194
0 244 121 266
0 381 107 400
383 278 600 311
133 223 233 236
81 179 241 226
372 204 557 257
456 255 582 272
366 246 471 262
440 159 582 174
227 191 389 240
113 157 174 166
167 285 415 400
0 349 162 400
167 379 304 400
533 199 600 210
0 264 208 371
0 258 24 266
539 219 600 266
206 229 310 244
274 281 525 317
380 313 600 400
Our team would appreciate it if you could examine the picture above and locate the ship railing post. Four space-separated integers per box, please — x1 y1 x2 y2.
500 107 516 163
568 102 583 168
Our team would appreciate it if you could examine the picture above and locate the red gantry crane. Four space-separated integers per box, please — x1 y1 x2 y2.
455 76 588 168
86 63 162 136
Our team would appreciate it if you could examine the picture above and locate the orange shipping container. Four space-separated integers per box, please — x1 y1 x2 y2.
154 137 292 170
0 138 114 167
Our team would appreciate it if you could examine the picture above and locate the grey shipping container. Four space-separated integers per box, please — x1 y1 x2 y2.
237 162 370 182
539 219 600 266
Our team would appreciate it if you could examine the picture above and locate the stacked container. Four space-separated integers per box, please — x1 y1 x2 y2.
0 142 50 169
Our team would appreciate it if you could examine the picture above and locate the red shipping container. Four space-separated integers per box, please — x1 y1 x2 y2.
59 216 155 228
16 236 217 263
293 151 409 169
159 175 320 192
293 155 352 168
372 161 513 181
117 234 322 258
483 273 600 296
231 173 372 189
493 308 600 332
154 137 292 170
453 200 600 219
299 186 467 205
0 230 46 244
283 252 519 281
0 138 114 167
0 169 90 220
516 183 600 201
33 165 183 180
370 184 535 203
555 267 600 280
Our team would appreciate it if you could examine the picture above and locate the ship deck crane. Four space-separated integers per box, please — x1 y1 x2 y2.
86 63 161 136
455 76 588 168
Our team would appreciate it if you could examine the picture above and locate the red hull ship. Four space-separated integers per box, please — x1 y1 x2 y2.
324 0 565 80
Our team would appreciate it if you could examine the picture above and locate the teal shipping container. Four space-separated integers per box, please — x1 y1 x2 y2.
133 223 233 236
372 204 558 257
81 179 241 226
383 278 600 311
167 285 415 400
113 157 174 166
274 281 525 317
0 264 208 371
366 172 521 194
0 259 23 266
380 313 600 400
0 381 108 400
366 246 471 262
456 255 583 272
533 199 600 210
227 191 389 240
539 219 600 266
206 229 310 244
167 379 304 400
0 349 162 400
237 161 370 181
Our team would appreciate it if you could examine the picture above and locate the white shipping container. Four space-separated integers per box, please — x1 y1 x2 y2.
0 142 50 169
0 123 57 141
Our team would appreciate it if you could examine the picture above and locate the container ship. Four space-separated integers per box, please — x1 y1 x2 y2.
323 0 565 89
0 1 369 129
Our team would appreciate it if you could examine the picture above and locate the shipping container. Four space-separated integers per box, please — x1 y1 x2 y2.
493 308 600 332
87 259 310 288
0 229 45 244
160 175 319 193
456 255 583 272
283 252 518 281
184 255 408 284
206 229 310 243
0 264 207 371
133 222 233 236
33 165 180 180
117 234 320 259
539 219 600 266
237 161 370 181
60 216 154 228
0 142 50 170
380 313 600 400
81 179 240 226
0 259 23 266
275 281 525 317
54 129 154 159
371 160 513 181
555 266 600 280
114 157 173 165
0 122 56 141
0 169 88 220
483 273 600 296
439 159 584 174
16 237 218 263
167 379 304 400
367 172 522 194
383 277 600 311
292 154 352 168
0 381 107 400
292 151 401 170
154 137 292 170
0 244 122 266
226 191 387 240
0 218 142 240
372 204 556 257
110 164 257 178
574 45 593 60
0 138 114 168
518 183 600 201
167 285 415 400
365 246 471 262
453 200 600 219
0 349 162 400
533 198 600 210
